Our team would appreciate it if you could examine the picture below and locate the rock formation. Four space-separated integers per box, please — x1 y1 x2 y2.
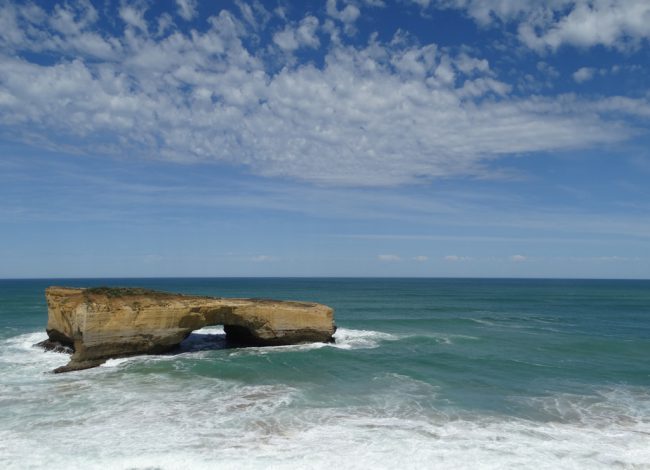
40 287 336 373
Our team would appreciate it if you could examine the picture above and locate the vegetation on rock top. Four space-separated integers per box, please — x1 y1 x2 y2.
84 287 173 298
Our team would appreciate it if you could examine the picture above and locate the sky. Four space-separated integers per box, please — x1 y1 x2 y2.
1 0 649 278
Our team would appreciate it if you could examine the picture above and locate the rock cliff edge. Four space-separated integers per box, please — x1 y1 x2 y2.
40 286 336 372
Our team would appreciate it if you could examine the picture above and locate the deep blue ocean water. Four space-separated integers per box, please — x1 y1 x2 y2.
1 278 649 469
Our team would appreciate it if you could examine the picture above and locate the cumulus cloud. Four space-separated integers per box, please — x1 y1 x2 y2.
326 0 361 25
0 1 646 187
273 16 320 51
326 0 361 35
413 255 429 262
378 254 402 261
437 0 650 52
573 67 596 83
510 254 527 262
444 255 471 261
521 0 650 51
250 255 277 262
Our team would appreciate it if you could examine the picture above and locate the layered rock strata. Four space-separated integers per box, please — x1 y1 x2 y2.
40 287 336 373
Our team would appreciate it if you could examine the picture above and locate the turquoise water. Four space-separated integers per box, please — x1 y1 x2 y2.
1 278 649 469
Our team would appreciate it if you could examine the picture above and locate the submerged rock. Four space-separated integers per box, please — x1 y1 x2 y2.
41 286 336 373
34 339 74 355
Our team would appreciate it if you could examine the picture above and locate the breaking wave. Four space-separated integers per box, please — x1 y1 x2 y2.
1 330 648 469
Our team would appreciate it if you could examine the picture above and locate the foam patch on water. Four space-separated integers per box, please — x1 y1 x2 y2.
516 387 650 425
0 381 648 469
408 332 480 345
227 328 399 357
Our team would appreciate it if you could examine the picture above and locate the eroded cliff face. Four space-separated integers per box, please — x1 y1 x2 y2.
42 287 336 372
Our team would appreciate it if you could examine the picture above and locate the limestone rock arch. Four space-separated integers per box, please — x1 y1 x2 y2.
42 287 336 372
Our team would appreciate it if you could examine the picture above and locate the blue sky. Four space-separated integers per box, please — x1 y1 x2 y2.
1 0 649 278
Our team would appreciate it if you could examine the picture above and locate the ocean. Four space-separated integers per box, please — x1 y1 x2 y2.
0 278 648 469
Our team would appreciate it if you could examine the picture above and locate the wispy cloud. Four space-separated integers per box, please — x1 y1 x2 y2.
175 0 198 21
0 1 646 187
378 254 401 262
250 255 278 262
444 255 472 262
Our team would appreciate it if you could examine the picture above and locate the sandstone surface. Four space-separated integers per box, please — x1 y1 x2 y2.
41 287 336 372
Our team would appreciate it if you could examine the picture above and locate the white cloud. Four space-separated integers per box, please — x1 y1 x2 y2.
522 0 650 51
437 0 650 52
119 4 148 33
327 0 361 24
537 61 559 79
378 254 401 261
235 0 271 30
296 16 320 48
273 28 299 51
0 1 118 59
593 256 642 262
444 255 471 261
0 2 646 187
250 255 277 262
573 67 596 83
273 16 320 51
50 0 98 35
326 0 360 34
413 255 429 262
434 0 538 26
175 0 198 21
455 53 490 75
510 254 527 262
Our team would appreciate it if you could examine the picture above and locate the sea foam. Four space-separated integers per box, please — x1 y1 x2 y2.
1 330 648 469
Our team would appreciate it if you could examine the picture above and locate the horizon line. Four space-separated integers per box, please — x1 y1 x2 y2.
1 276 649 281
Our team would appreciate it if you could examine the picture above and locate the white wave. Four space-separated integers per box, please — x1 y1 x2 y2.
100 358 133 368
1 332 649 469
228 341 328 356
227 328 399 357
470 318 498 326
192 325 226 335
0 326 451 374
94 327 401 361
0 331 69 373
330 328 475 347
0 384 648 470
0 327 401 374
330 328 399 349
